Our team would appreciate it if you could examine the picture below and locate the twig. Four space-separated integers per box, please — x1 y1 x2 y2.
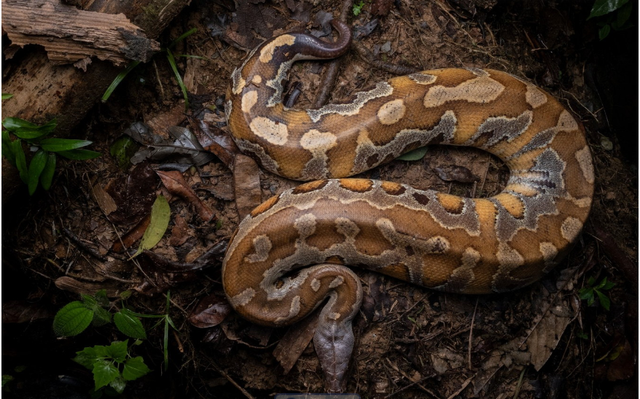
63 228 106 261
446 373 476 399
352 41 419 75
313 0 353 107
468 297 479 369
204 355 256 399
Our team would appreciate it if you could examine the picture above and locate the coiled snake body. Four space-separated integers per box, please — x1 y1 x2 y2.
222 21 594 392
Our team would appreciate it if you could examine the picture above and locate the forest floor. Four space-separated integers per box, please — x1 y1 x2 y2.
2 0 637 398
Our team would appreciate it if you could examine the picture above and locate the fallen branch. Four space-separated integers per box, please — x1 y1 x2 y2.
3 0 160 66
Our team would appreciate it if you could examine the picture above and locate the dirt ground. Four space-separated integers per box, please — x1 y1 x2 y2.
2 0 637 398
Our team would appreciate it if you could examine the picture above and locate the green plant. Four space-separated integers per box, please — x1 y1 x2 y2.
2 117 100 195
53 290 146 338
588 0 633 40
54 290 149 394
353 0 365 16
579 276 615 311
102 28 199 110
73 340 150 394
130 291 178 371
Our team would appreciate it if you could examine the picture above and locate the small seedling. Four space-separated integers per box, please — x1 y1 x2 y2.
353 0 365 16
54 291 149 394
73 340 150 394
587 0 633 40
2 117 100 195
579 276 615 311
53 290 146 339
128 291 178 371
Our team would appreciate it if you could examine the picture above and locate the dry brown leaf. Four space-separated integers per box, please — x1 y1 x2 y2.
188 293 232 328
169 213 191 246
273 311 320 374
233 154 262 220
434 165 480 183
156 170 216 222
526 300 573 371
91 183 117 215
112 214 151 253
54 276 122 297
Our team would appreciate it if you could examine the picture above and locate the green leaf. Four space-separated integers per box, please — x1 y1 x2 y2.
599 24 611 40
397 146 428 161
105 341 129 363
27 150 48 195
122 357 150 381
353 0 364 16
612 1 633 29
3 117 39 130
3 118 57 140
588 0 629 19
114 309 147 339
110 136 138 169
12 140 28 183
92 360 120 390
578 288 593 300
595 290 611 311
102 61 141 103
595 277 608 290
109 376 127 394
94 289 110 307
165 48 190 110
91 306 112 327
40 153 56 190
82 293 98 308
40 138 93 152
57 148 101 160
74 347 100 369
53 301 94 336
2 93 14 100
133 195 171 257
3 130 16 166
92 345 110 358
2 375 14 387
602 280 616 290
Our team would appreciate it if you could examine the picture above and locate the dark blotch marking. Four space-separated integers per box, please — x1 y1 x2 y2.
366 154 380 168
429 237 448 254
381 153 396 165
292 179 329 194
413 192 430 205
405 246 415 256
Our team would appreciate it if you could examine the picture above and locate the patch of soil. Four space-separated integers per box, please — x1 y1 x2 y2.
3 0 637 398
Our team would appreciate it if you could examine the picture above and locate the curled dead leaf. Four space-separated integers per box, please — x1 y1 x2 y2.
156 170 216 222
188 293 232 328
434 165 480 183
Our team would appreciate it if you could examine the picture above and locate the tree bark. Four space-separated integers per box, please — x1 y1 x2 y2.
2 0 192 198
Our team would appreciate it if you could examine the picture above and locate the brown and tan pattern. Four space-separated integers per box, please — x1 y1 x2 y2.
222 21 594 392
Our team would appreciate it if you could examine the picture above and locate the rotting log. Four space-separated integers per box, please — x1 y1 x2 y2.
2 0 192 198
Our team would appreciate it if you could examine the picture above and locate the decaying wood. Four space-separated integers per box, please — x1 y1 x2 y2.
2 0 192 199
3 0 160 66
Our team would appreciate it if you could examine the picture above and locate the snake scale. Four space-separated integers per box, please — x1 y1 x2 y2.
221 21 594 392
